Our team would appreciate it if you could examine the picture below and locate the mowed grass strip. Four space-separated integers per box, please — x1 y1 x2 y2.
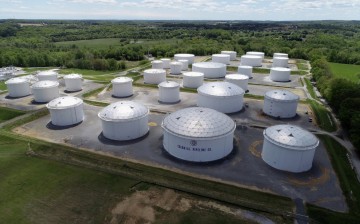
0 107 26 123
329 62 360 82
307 99 337 132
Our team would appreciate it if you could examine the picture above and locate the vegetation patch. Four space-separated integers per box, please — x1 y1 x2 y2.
0 107 26 123
0 81 7 90
329 62 360 82
307 99 337 132
303 78 318 100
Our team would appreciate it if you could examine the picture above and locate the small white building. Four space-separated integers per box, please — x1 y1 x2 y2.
272 57 289 68
263 89 299 118
143 69 166 84
246 51 265 60
240 55 262 67
37 70 58 81
5 77 31 98
262 124 319 173
192 62 226 78
174 53 195 64
270 67 291 82
178 59 189 71
111 77 133 97
237 65 253 79
31 81 60 103
46 96 84 126
221 51 237 60
98 101 149 141
197 82 245 113
162 107 236 162
64 74 82 92
212 54 230 64
182 72 204 89
225 74 249 92
161 58 171 69
170 62 183 75
158 81 180 103
151 60 164 69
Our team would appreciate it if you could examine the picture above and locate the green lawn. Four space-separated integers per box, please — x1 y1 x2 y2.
22 67 57 74
304 78 318 100
58 68 117 82
0 107 26 123
308 99 337 132
329 62 360 82
0 81 7 90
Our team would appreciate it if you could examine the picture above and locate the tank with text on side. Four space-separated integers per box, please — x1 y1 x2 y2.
158 81 180 104
98 101 149 141
272 57 289 68
182 72 204 89
170 61 183 75
151 60 164 69
5 77 31 97
174 53 195 64
111 77 133 98
237 65 253 79
192 62 226 78
162 107 236 162
225 74 249 92
263 89 299 118
31 80 60 103
212 54 230 64
270 67 291 82
178 59 189 71
262 124 319 173
197 82 244 113
160 58 171 69
37 70 58 81
64 73 82 92
143 69 166 84
221 51 237 60
240 55 262 67
46 96 84 126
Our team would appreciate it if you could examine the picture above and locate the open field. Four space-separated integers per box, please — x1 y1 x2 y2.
0 107 25 122
329 62 360 82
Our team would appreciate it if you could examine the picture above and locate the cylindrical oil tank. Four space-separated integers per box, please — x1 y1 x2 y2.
161 58 171 69
64 74 82 92
170 62 183 75
143 69 166 84
274 53 288 58
241 55 262 67
237 65 253 79
5 77 31 97
162 107 236 162
197 82 244 113
151 60 164 69
37 70 58 81
246 51 265 60
46 96 84 126
221 51 237 60
98 101 149 141
178 59 189 71
225 74 249 92
182 72 204 89
262 124 319 173
272 57 289 68
192 62 226 78
174 53 195 64
31 81 60 103
212 54 230 64
111 77 133 97
263 89 299 118
270 67 291 82
158 81 180 103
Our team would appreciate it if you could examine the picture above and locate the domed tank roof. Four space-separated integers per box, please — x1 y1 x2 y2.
144 69 166 74
192 62 226 68
98 101 149 122
151 60 163 64
225 74 249 80
213 54 229 58
31 81 59 89
64 74 82 79
242 55 262 59
111 77 133 84
37 70 58 77
5 77 29 84
162 107 236 138
183 72 204 77
170 61 183 65
271 67 291 72
263 124 319 150
265 89 299 102
174 53 195 57
158 81 180 88
197 82 245 97
46 96 83 109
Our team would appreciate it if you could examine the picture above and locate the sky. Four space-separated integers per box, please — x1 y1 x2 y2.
1 0 360 21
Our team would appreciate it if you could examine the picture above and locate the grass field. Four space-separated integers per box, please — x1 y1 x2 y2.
307 100 337 132
329 62 360 82
304 78 318 100
23 67 58 74
0 81 7 90
0 107 26 123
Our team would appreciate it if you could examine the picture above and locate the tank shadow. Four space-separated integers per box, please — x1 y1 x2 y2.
46 121 83 130
97 131 150 146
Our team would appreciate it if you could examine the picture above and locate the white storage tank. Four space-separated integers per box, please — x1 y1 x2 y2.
151 60 164 69
158 81 180 103
178 59 189 71
221 51 237 60
98 101 149 141
170 62 183 75
174 53 195 64
225 74 249 92
262 124 319 173
212 54 230 64
237 65 253 79
111 77 133 97
31 81 60 103
162 107 236 162
192 62 226 78
37 70 58 81
64 74 82 92
46 96 84 126
241 55 262 67
143 69 166 84
246 51 265 60
272 57 289 68
274 53 288 58
161 58 171 69
5 77 31 98
197 82 244 113
182 72 204 89
263 89 299 118
270 67 291 82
